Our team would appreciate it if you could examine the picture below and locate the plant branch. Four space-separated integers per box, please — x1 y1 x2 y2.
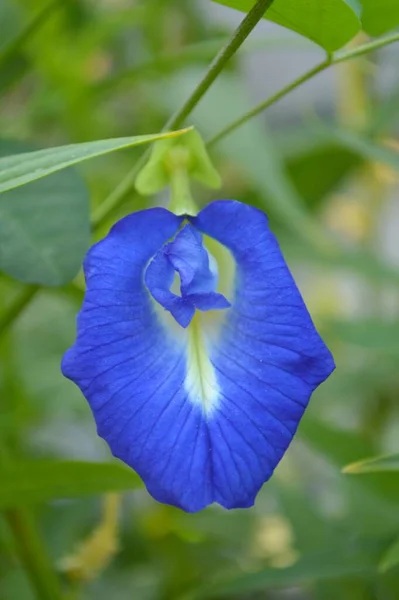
92 0 275 228
208 59 330 147
334 31 399 63
208 31 399 146
0 445 63 600
165 0 276 130
5 507 64 600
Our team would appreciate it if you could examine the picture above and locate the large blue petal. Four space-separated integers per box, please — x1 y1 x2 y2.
190 200 335 509
62 201 334 512
62 209 218 511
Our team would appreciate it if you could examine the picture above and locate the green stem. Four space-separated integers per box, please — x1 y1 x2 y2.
92 0 276 227
4 508 64 600
208 59 330 147
334 31 399 63
0 285 39 337
0 445 63 600
208 31 399 146
95 36 312 96
91 152 149 229
164 0 276 130
0 0 61 69
169 168 198 215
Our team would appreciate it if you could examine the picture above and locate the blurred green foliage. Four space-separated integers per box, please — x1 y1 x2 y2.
1 1 399 599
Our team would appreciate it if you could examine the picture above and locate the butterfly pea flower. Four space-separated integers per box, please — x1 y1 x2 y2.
62 200 334 512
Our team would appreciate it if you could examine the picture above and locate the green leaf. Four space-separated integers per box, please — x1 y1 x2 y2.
299 417 375 467
212 0 361 51
0 129 190 194
0 461 142 509
344 454 399 474
183 542 381 599
277 134 362 211
323 127 399 170
361 0 399 36
379 536 399 573
0 140 90 287
302 419 399 506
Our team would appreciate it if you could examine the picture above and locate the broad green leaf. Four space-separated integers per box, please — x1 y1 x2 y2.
379 537 399 573
303 419 399 506
361 0 399 36
0 140 90 286
278 135 361 210
0 461 142 509
212 0 361 51
183 542 381 599
344 454 399 474
0 129 190 194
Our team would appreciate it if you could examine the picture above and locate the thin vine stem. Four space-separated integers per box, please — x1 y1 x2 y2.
4 508 65 600
208 59 331 147
92 0 275 229
165 0 276 130
0 442 64 600
208 30 399 146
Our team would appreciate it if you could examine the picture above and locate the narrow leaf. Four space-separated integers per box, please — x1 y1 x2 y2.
0 129 190 194
344 454 399 474
0 461 142 509
212 0 361 51
0 140 90 286
184 542 381 599
319 127 399 170
379 537 399 573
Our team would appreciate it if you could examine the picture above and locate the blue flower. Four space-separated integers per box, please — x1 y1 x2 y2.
62 200 334 512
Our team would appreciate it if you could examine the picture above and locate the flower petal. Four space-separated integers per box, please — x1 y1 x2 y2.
145 222 229 327
190 200 335 508
62 202 334 512
62 209 223 511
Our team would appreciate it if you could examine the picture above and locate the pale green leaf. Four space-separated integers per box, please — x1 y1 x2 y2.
0 140 90 286
344 454 399 474
0 129 190 194
323 127 399 170
361 0 399 36
212 0 362 51
182 542 380 599
0 461 142 509
379 536 399 573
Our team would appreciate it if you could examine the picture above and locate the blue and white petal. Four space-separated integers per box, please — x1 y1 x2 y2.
62 201 335 512
190 200 335 508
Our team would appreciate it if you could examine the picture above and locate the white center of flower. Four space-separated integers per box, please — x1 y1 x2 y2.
185 313 220 416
